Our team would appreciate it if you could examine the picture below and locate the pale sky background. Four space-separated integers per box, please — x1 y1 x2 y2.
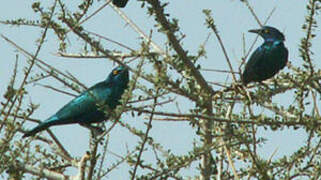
1 0 320 179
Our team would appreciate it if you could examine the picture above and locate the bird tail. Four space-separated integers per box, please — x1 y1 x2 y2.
22 116 58 138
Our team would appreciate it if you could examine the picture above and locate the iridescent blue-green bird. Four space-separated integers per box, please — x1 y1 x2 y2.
23 66 129 138
112 0 129 8
242 26 288 85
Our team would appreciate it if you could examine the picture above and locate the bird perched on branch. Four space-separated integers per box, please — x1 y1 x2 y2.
241 26 288 85
23 66 129 138
112 0 129 8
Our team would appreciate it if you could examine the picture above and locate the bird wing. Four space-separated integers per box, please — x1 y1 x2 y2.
242 41 288 84
22 82 113 138
52 81 113 124
273 42 288 71
242 46 268 84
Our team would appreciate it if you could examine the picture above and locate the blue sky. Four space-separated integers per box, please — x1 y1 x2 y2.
1 0 320 179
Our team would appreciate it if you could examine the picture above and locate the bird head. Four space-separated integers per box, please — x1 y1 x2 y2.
249 26 285 41
106 66 129 87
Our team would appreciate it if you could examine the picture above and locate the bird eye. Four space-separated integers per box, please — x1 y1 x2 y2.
113 70 119 75
264 29 270 34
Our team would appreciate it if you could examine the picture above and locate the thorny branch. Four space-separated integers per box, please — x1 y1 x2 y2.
1 0 321 180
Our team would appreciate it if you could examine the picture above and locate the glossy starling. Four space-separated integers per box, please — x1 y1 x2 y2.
242 26 288 85
23 66 129 138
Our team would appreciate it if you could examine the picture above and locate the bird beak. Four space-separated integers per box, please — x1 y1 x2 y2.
248 29 261 34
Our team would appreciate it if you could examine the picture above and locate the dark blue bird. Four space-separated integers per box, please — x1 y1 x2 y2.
112 0 129 8
23 66 129 138
242 26 288 85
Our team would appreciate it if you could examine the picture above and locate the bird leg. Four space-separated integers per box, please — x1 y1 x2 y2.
79 123 104 136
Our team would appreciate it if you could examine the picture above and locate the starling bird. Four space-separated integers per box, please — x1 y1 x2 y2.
241 26 288 85
112 0 129 8
23 66 129 138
